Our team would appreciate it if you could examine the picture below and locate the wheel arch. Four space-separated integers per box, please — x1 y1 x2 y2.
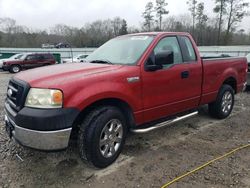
71 98 136 138
222 76 237 93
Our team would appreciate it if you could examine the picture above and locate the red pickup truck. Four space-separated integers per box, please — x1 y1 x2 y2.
4 32 248 168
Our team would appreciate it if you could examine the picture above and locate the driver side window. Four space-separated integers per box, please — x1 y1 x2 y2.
154 37 183 67
26 55 36 60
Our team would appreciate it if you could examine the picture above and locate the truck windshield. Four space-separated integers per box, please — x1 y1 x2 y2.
85 35 155 65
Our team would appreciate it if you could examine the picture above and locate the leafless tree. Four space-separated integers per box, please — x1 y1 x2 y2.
224 0 249 44
187 0 198 35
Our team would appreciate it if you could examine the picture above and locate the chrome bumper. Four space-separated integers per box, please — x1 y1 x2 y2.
5 115 72 151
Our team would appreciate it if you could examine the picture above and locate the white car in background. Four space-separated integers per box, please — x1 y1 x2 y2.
62 54 88 63
0 53 23 69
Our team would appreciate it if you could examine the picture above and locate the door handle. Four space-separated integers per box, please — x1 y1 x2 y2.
181 71 189 79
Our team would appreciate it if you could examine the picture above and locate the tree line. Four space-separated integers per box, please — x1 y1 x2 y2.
142 0 249 45
0 0 249 48
0 17 129 48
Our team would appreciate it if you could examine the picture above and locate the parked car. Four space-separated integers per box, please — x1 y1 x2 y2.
4 32 248 168
62 54 89 63
2 53 56 73
55 43 70 48
0 53 23 69
41 43 55 49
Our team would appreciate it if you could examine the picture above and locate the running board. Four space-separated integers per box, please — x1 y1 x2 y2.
130 111 198 133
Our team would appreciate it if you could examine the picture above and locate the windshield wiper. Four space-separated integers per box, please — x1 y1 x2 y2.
90 59 113 65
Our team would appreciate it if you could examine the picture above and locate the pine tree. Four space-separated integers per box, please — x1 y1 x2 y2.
119 19 128 35
142 2 155 31
187 0 198 35
155 0 169 31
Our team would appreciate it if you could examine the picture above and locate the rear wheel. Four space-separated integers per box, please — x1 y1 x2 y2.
78 106 127 168
10 65 21 73
208 84 234 119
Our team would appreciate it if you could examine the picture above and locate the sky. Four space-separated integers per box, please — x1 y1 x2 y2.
0 0 250 31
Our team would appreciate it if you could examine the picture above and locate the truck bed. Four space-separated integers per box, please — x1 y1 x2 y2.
200 56 247 105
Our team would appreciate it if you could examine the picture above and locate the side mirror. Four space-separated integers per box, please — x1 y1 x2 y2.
145 64 162 71
144 53 162 72
155 50 174 66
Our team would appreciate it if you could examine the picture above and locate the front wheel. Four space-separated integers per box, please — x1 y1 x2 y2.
78 106 127 168
10 65 21 73
208 84 234 119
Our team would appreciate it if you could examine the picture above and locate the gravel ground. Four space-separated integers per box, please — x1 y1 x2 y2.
0 71 250 188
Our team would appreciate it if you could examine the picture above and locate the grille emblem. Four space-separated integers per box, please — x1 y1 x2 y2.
7 89 13 97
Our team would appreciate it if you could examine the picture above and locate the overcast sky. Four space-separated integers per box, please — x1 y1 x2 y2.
0 0 250 31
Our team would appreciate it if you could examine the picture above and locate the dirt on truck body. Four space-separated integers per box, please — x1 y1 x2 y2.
3 32 248 168
0 72 250 187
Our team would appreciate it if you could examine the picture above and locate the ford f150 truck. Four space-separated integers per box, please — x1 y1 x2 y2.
4 32 248 168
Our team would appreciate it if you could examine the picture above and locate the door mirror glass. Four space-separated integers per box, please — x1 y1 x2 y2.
155 50 174 66
144 52 162 71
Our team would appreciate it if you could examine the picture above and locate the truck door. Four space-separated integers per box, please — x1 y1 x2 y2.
141 35 202 123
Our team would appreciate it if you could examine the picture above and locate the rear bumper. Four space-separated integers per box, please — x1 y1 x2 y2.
5 115 72 150
247 72 250 86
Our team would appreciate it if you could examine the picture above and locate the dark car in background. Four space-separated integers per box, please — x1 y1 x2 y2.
2 53 56 73
55 43 70 48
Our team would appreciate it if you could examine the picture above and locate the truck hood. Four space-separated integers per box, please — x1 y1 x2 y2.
15 63 122 88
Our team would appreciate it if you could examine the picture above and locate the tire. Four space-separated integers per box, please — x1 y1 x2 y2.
208 84 234 119
10 65 21 73
78 106 127 168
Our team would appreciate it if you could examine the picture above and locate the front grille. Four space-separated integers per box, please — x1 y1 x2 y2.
6 79 30 112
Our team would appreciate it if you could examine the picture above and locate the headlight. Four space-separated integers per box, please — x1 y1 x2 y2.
25 88 63 108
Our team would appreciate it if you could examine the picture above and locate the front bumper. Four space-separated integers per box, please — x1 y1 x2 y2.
2 65 10 71
4 102 79 150
5 115 72 150
243 82 247 91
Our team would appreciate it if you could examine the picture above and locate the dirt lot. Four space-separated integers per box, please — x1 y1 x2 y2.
0 71 250 188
